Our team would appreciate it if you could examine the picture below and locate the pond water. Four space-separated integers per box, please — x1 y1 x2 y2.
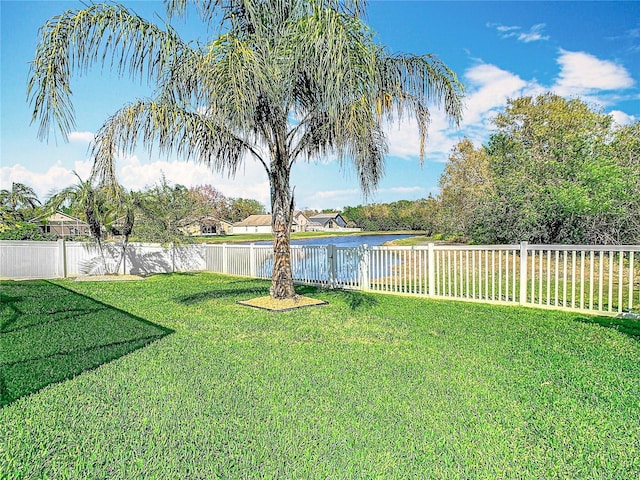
252 234 412 282
253 233 411 247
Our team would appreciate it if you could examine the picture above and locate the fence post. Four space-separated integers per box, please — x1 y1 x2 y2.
427 243 435 296
327 244 337 288
122 244 127 275
358 244 370 290
222 243 228 274
250 243 256 278
57 239 67 278
519 241 528 304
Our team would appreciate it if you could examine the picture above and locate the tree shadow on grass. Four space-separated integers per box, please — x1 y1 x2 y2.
176 279 377 311
319 288 379 311
0 280 173 408
575 315 640 342
177 279 271 304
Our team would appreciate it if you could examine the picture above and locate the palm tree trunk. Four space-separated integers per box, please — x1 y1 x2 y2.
85 199 110 273
113 209 134 275
269 160 296 299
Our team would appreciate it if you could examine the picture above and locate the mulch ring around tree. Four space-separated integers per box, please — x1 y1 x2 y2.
237 295 328 312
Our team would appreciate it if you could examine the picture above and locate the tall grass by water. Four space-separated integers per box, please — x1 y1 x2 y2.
1 273 639 478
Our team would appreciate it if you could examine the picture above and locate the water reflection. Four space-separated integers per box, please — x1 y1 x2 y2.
254 235 411 283
254 233 411 247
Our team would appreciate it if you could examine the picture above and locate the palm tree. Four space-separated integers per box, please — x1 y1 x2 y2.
47 173 135 274
47 173 105 244
28 0 464 299
0 182 41 221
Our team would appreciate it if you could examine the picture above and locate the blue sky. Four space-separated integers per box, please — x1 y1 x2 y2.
1 1 638 211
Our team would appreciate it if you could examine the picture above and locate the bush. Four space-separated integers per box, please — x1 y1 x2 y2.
0 222 56 240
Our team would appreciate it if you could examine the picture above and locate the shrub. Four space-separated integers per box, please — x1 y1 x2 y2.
0 222 56 240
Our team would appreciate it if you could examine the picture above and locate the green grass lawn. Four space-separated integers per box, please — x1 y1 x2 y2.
1 273 639 479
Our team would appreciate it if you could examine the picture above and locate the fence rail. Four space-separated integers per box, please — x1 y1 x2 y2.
2 240 638 316
366 243 639 315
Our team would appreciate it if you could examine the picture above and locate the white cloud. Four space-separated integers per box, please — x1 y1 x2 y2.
68 131 95 143
384 51 636 174
0 160 93 201
1 155 272 208
489 23 549 42
385 119 420 159
117 155 271 206
384 63 539 168
553 50 635 97
517 24 549 43
609 110 637 126
384 116 454 160
463 63 536 126
304 188 363 210
495 24 519 33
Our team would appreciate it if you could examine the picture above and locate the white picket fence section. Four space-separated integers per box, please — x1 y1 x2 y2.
2 240 638 316
367 243 639 315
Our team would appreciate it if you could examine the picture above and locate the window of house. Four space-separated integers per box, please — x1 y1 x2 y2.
201 225 217 235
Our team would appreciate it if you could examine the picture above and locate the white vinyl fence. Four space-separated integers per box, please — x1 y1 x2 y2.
367 243 639 316
2 240 638 316
0 240 205 279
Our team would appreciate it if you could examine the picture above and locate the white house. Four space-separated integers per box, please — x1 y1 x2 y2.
232 215 273 234
233 211 311 234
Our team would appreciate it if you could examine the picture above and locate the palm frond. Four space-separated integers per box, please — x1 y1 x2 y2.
378 53 464 124
91 98 267 186
27 3 186 140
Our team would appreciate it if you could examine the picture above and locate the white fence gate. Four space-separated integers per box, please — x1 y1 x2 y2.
2 240 638 316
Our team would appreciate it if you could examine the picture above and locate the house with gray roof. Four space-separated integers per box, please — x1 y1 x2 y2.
308 213 348 230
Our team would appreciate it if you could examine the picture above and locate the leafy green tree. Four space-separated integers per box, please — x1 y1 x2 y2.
403 196 441 233
482 94 639 244
438 139 493 240
226 198 266 223
343 203 390 231
600 121 640 244
133 177 202 244
187 185 266 224
28 0 463 298
342 197 440 232
0 182 41 223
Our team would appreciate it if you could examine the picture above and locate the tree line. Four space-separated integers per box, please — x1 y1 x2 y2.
342 94 640 245
0 176 265 243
